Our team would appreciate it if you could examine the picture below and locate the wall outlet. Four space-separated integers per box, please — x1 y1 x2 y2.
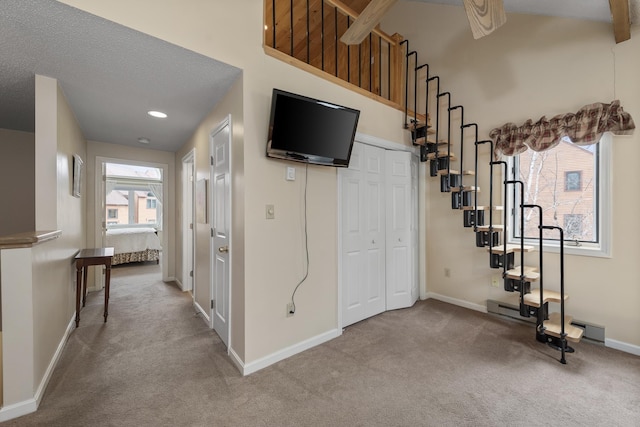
491 275 500 287
286 166 296 181
286 302 294 317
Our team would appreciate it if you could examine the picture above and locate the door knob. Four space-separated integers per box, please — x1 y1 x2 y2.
218 246 229 253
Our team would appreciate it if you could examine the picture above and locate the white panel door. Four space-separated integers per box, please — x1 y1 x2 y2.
210 120 231 348
385 150 416 310
341 143 386 326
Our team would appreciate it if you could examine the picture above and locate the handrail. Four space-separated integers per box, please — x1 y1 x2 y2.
475 138 492 232
505 180 525 280
490 160 508 273
522 203 545 340
464 124 479 228
438 92 451 171
450 105 463 192
541 225 567 364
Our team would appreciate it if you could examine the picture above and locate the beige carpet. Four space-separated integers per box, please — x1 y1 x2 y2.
5 262 640 426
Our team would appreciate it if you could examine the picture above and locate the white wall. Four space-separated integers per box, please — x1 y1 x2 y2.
383 3 640 347
176 76 246 360
1 75 88 414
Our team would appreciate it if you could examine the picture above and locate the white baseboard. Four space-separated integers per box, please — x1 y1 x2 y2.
0 315 75 422
242 328 342 376
605 338 640 357
34 315 75 406
0 398 38 422
424 292 488 313
193 301 210 325
229 346 245 374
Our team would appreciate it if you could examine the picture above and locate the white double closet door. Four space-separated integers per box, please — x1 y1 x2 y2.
340 142 418 328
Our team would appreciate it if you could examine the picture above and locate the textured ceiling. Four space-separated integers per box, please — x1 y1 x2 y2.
410 0 640 24
0 0 241 152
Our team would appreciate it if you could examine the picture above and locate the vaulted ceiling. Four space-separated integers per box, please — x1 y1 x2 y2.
1 1 636 154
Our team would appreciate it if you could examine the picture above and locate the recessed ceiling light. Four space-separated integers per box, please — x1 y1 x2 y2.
138 137 150 144
147 110 167 119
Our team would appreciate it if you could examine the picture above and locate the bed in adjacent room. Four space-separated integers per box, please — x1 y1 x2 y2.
105 228 161 265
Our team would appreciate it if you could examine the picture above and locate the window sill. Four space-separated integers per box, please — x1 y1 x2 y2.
508 238 611 259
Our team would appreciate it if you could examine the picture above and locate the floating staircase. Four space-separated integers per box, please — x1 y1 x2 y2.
403 46 583 364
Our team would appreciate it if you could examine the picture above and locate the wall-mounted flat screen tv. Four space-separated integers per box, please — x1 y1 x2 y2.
266 89 360 167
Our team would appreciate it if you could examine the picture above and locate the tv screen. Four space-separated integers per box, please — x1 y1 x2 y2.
266 89 360 167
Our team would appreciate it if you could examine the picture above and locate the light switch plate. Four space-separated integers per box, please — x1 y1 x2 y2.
266 204 275 219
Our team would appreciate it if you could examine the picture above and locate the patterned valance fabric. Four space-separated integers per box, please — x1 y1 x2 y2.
489 100 635 158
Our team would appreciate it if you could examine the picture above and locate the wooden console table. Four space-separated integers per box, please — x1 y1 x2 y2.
75 247 114 327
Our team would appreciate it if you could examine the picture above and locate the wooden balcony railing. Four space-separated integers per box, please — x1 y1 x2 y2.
264 0 405 109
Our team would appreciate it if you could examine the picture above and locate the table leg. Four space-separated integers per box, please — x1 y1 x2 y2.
104 264 111 322
75 265 82 327
82 265 89 307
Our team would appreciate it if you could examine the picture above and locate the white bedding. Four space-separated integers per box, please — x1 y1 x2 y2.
105 228 162 255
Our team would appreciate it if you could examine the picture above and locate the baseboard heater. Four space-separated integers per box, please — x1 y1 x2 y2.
486 299 605 344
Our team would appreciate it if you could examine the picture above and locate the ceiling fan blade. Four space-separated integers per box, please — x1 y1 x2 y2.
340 0 398 45
462 0 507 40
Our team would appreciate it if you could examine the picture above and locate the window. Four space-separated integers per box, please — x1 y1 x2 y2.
565 171 582 191
509 137 611 257
104 162 163 229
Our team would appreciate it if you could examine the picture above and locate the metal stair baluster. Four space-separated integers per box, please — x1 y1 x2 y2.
523 203 545 341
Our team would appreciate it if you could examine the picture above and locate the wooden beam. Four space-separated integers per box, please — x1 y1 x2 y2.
609 0 631 44
462 0 506 40
325 0 398 44
340 0 398 45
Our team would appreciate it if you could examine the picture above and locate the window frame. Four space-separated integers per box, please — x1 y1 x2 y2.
506 135 611 258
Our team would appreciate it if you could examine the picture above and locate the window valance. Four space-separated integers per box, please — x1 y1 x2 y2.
489 100 635 158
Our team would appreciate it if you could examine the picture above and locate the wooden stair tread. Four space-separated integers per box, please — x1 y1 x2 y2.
426 152 456 160
544 312 584 342
476 224 504 232
414 137 446 145
505 266 540 281
451 186 479 193
523 289 568 308
437 169 475 176
462 205 503 211
486 244 535 254
411 117 431 128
